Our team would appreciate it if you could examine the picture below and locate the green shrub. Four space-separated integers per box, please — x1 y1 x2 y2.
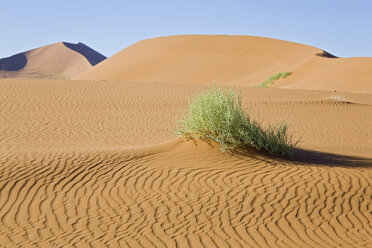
257 72 292 87
177 86 297 156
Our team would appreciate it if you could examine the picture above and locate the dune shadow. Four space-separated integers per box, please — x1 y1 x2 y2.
315 50 338 58
0 53 27 71
63 42 106 66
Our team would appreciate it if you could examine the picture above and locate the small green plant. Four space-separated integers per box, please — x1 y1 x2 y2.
177 86 297 156
257 72 292 88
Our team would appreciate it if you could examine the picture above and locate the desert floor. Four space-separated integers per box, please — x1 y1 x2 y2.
0 79 371 247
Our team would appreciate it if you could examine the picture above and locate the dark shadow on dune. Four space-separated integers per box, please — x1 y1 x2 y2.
183 138 371 168
0 53 27 71
63 42 106 66
233 146 372 168
315 50 338 58
290 148 372 168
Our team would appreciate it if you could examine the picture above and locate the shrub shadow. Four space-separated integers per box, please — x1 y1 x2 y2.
290 148 372 168
184 138 371 168
232 146 372 168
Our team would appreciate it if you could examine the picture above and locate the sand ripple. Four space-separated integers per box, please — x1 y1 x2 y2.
0 79 371 247
0 140 371 247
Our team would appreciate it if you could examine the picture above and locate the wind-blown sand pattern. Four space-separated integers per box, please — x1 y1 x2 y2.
0 79 371 247
1 140 371 248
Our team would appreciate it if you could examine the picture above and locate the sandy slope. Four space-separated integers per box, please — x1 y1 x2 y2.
76 35 372 93
0 42 106 79
76 35 320 86
0 79 371 247
277 56 372 93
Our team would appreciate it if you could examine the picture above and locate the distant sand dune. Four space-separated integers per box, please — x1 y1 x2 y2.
76 35 372 93
0 79 371 247
0 42 106 79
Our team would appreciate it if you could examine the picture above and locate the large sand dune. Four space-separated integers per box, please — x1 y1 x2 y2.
0 42 106 79
76 35 372 93
0 79 371 247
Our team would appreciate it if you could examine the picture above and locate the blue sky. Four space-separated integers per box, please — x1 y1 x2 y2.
1 0 371 58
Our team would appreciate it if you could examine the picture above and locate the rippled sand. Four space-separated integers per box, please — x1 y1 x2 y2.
0 79 371 247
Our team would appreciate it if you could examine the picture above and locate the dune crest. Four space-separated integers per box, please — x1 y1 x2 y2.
0 42 106 79
76 35 372 93
76 35 319 85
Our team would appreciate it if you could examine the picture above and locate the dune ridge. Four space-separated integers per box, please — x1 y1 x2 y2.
76 35 372 93
0 42 106 79
0 79 371 247
76 35 320 85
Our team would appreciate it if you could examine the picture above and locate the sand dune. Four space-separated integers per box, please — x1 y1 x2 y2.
76 35 372 93
76 35 320 85
277 56 372 93
0 79 371 247
0 42 106 79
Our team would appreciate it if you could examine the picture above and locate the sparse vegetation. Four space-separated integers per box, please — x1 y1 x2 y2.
257 72 292 88
177 86 297 156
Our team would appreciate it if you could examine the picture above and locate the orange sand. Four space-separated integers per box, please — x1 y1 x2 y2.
77 35 372 93
0 79 371 247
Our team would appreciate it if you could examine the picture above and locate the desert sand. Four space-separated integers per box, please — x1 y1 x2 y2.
76 35 372 93
0 79 371 247
0 42 106 79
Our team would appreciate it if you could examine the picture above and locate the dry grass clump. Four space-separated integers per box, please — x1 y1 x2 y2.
177 86 297 156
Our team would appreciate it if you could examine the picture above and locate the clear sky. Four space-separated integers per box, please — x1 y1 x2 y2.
1 0 371 58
